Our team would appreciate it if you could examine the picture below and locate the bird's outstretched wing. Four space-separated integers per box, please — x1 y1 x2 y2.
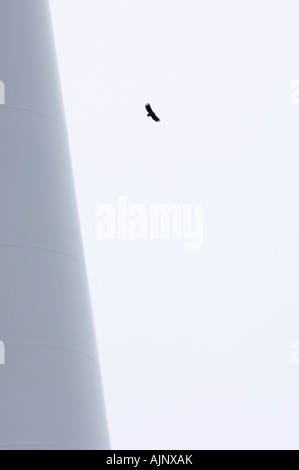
145 103 160 122
151 113 160 122
145 103 153 114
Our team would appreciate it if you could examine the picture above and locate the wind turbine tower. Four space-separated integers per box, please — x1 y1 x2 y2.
0 0 109 450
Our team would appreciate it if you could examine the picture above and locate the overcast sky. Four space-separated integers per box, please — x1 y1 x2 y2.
49 0 299 450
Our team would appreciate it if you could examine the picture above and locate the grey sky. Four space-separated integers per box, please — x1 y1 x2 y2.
49 0 299 450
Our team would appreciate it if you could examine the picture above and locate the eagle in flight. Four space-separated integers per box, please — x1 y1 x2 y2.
145 103 160 122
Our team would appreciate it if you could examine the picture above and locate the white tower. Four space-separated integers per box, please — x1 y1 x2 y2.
0 0 109 450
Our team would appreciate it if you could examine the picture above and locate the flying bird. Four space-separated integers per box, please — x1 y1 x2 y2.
145 103 160 122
